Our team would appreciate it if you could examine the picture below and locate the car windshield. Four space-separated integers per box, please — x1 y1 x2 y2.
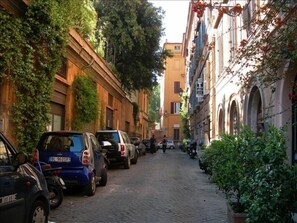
96 132 120 144
40 134 84 153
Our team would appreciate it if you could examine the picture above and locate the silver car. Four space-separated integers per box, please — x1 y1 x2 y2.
96 130 138 169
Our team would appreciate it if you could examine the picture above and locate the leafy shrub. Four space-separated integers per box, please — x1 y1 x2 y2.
201 125 297 222
241 126 297 223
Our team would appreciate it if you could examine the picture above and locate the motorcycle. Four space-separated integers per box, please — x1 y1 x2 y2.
32 149 66 209
189 148 197 159
188 142 197 159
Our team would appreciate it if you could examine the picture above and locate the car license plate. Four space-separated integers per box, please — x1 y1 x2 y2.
49 156 71 163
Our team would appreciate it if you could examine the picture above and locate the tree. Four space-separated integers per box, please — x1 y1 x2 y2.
148 84 160 127
93 0 170 92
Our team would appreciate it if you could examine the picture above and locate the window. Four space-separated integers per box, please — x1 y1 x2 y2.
44 134 83 153
230 101 239 135
174 46 181 51
229 16 237 59
173 128 180 141
174 82 181 94
218 109 224 136
171 102 182 114
47 103 65 131
0 140 12 166
91 135 102 152
125 121 130 135
57 59 67 79
106 108 113 129
108 94 113 107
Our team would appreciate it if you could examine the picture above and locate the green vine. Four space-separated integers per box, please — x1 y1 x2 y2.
0 0 95 152
72 75 98 130
180 91 190 139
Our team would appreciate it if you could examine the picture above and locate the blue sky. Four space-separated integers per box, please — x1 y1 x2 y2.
149 0 190 45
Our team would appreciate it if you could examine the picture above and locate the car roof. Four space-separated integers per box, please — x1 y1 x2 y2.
41 131 93 137
96 130 123 132
43 130 85 134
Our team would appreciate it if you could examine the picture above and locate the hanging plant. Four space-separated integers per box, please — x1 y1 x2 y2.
228 1 297 87
72 75 99 130
0 0 96 152
0 0 69 152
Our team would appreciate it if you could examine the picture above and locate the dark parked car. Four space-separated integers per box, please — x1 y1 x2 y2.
36 131 108 196
142 139 151 152
0 132 50 223
130 137 146 156
96 130 137 169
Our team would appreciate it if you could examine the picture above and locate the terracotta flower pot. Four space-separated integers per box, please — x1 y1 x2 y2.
227 203 247 223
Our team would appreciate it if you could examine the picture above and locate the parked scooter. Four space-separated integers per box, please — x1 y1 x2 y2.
188 140 197 159
32 149 66 209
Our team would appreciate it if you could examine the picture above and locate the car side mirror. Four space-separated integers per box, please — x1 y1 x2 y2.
16 152 28 165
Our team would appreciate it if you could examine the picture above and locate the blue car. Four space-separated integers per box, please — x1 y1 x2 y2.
0 132 49 223
36 131 109 196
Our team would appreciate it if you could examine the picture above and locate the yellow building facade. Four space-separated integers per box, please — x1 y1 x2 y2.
160 43 186 144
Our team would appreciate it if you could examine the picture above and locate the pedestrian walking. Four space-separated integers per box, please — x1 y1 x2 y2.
162 135 167 153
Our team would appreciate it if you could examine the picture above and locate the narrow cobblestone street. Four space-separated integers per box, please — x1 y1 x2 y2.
49 149 228 223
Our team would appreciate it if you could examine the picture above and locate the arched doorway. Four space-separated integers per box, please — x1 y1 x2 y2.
230 101 239 135
218 108 224 136
247 86 263 136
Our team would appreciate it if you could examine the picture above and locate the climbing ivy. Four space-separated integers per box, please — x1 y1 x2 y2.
0 0 96 152
72 75 99 130
180 91 190 139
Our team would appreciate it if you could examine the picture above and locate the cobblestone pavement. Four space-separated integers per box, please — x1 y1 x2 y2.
48 149 228 223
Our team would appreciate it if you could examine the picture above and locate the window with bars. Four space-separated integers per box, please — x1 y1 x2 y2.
171 102 182 114
174 81 181 94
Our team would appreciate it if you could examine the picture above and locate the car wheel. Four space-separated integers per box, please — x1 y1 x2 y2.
99 167 107 186
131 152 138 164
124 156 131 169
85 172 96 196
29 200 48 223
48 184 63 209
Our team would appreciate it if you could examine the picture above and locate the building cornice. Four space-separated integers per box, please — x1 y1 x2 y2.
67 28 127 99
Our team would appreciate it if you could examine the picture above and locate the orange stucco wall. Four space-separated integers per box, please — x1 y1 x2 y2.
162 43 186 143
0 2 149 145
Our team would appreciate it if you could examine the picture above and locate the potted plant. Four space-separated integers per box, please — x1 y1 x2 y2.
240 126 297 223
202 129 254 221
202 125 297 223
